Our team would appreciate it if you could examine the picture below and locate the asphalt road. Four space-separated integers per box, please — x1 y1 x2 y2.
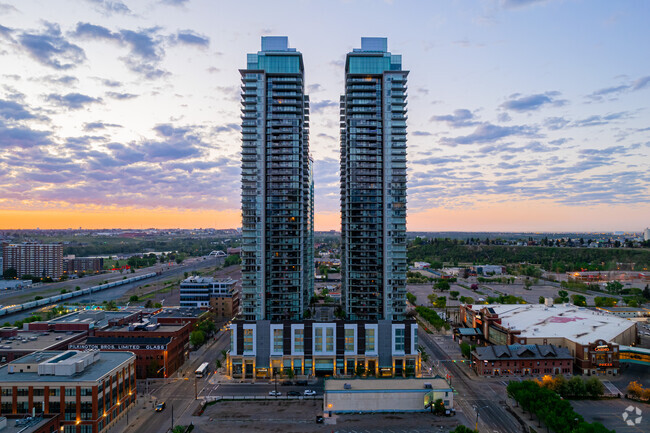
418 329 524 433
128 329 232 433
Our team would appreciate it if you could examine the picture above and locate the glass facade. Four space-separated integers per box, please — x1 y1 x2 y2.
341 38 408 320
241 36 313 321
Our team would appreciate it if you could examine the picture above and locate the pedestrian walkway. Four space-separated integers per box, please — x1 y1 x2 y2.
603 380 623 396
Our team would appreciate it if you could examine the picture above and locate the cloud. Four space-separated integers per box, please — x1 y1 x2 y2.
431 109 479 128
411 131 432 136
0 23 12 41
73 22 168 79
0 3 18 15
501 91 566 112
544 116 570 130
83 122 122 131
18 22 86 70
0 121 51 148
586 75 650 101
47 93 102 109
632 75 650 91
84 0 131 15
307 84 323 93
214 123 240 133
174 30 209 47
106 91 138 100
310 99 338 113
501 0 549 8
40 75 79 85
572 111 630 128
159 0 189 5
0 99 35 120
440 123 537 146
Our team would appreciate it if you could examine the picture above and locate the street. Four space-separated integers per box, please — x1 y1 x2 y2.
114 327 231 433
418 329 524 433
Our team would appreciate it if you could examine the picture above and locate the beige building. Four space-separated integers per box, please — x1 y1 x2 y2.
324 378 452 413
2 243 63 279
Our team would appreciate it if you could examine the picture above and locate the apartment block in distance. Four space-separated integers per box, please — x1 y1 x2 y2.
179 276 239 319
240 36 313 321
2 243 63 279
340 38 408 321
0 350 136 433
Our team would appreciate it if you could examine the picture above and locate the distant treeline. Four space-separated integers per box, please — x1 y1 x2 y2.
60 237 237 257
408 238 649 272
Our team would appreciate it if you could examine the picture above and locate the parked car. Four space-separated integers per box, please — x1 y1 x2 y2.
268 390 281 397
296 380 308 386
280 380 293 386
155 402 166 412
304 389 317 396
315 415 324 424
287 391 301 397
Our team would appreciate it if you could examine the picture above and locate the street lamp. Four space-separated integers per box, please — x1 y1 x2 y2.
474 404 489 432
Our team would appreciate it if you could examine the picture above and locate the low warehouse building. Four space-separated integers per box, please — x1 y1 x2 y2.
323 378 452 413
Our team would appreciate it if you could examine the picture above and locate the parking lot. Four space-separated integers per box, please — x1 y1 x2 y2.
193 401 465 433
571 399 649 433
407 278 598 307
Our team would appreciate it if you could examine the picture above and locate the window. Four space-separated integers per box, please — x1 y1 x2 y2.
49 401 60 413
65 388 76 397
17 388 28 396
394 328 405 352
366 328 375 352
243 328 254 352
326 327 334 352
294 328 304 352
49 388 60 397
314 327 323 352
81 388 93 396
413 329 418 351
345 328 355 352
273 328 283 353
81 426 93 433
33 388 44 396
1 388 11 396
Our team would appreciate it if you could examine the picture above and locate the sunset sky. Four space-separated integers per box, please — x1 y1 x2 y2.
1 0 649 232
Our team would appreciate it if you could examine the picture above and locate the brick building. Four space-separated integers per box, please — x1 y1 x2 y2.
458 304 636 375
63 257 104 275
0 350 136 433
471 344 573 377
89 321 191 379
2 243 63 279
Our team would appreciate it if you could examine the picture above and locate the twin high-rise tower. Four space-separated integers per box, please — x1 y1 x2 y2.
240 36 407 322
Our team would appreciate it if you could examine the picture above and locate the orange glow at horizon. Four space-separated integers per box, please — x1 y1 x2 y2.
0 200 647 231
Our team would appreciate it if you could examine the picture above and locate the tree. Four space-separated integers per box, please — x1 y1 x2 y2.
568 376 586 397
470 284 479 291
571 294 587 307
355 364 366 377
433 398 446 415
144 300 153 308
419 346 429 363
605 281 623 295
450 290 460 300
460 342 471 358
105 301 117 311
129 295 139 302
406 292 417 304
434 296 446 309
594 296 617 307
215 359 222 369
2 267 17 279
224 254 241 267
435 280 450 291
190 330 205 347
427 293 437 305
154 302 162 308
585 377 604 398
539 296 545 304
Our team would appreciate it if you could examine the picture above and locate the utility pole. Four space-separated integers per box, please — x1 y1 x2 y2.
194 376 198 400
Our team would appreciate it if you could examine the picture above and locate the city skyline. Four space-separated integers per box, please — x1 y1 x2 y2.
1 0 649 232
